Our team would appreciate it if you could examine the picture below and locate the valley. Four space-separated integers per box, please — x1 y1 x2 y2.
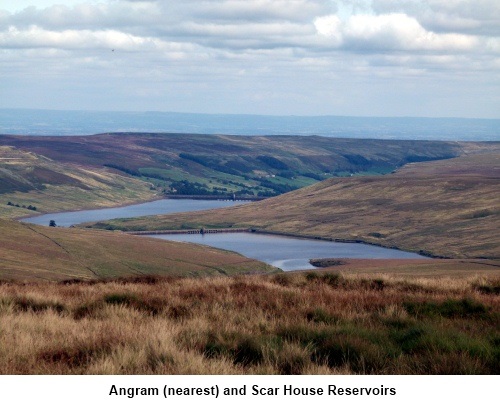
0 132 498 376
87 153 500 260
1 133 493 220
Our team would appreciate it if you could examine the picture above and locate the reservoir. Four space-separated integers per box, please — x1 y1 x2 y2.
21 198 429 271
21 199 246 227
149 232 429 271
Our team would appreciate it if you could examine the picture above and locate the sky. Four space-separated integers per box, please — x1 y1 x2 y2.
0 0 499 118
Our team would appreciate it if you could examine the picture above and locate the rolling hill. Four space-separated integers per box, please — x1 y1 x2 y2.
89 153 500 259
0 218 276 281
2 133 494 212
0 145 155 218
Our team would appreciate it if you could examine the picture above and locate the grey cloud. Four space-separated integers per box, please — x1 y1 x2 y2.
189 0 333 23
371 0 500 36
122 0 333 22
0 0 499 118
1 1 324 53
166 20 317 51
2 0 498 57
7 2 163 30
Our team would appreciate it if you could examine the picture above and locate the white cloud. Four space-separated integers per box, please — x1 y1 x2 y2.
0 26 160 51
314 12 483 54
372 0 500 35
314 14 342 44
0 0 498 117
343 13 478 52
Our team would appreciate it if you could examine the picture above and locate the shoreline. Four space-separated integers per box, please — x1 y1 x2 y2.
13 194 165 221
249 229 448 259
289 258 500 277
14 198 497 262
13 193 261 221
136 227 434 261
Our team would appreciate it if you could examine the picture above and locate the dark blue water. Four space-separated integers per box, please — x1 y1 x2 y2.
150 232 428 271
21 199 245 227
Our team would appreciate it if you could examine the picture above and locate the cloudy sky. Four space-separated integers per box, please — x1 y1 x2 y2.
1 0 499 118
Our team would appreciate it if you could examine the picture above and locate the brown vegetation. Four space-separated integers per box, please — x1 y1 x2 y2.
1 133 478 174
0 219 276 281
0 272 498 374
0 146 155 218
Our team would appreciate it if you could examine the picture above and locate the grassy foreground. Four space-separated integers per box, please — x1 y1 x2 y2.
0 271 498 374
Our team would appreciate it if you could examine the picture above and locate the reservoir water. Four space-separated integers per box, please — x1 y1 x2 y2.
149 232 428 271
21 198 429 271
21 199 246 227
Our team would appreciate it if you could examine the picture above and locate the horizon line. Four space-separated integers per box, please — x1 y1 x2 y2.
1 107 499 121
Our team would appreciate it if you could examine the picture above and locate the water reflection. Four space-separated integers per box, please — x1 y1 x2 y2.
21 199 246 227
150 232 428 271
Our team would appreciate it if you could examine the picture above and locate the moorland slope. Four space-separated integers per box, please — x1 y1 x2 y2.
0 146 155 218
2 133 495 213
0 219 275 281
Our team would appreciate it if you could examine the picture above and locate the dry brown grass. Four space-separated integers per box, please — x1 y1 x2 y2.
1 272 498 374
305 258 500 278
0 219 276 281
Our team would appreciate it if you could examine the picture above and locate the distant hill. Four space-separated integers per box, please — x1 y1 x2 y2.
91 154 500 259
0 219 275 281
1 109 499 140
2 133 494 214
0 145 155 218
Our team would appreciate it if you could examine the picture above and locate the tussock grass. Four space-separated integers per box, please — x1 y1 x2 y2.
0 272 499 374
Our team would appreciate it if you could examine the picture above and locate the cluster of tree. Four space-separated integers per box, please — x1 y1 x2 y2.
168 180 227 196
258 179 296 194
257 155 289 170
256 190 279 197
221 179 248 188
277 170 296 179
300 172 327 181
103 163 141 176
212 186 229 193
7 202 37 211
